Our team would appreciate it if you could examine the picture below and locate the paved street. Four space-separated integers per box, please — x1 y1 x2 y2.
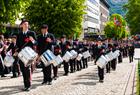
0 58 137 95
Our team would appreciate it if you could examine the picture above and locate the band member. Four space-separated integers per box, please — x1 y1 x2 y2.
122 44 126 58
111 44 117 71
60 35 70 76
93 42 99 63
106 44 112 73
91 42 96 60
74 40 82 71
7 35 20 78
0 35 6 77
53 44 61 80
37 24 55 85
16 19 37 91
95 41 105 83
118 44 123 63
3 38 11 74
125 44 129 57
69 39 76 72
128 43 135 63
82 41 88 68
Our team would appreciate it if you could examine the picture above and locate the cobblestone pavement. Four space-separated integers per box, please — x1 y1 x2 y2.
0 58 137 95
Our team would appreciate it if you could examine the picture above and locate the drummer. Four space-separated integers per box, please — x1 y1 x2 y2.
59 35 70 76
16 19 37 91
7 35 20 78
69 38 76 73
95 41 105 83
0 35 6 77
74 39 82 71
82 40 88 69
111 44 117 71
118 44 123 63
53 43 61 80
37 24 55 85
106 44 112 73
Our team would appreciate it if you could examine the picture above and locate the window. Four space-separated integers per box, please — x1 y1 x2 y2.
87 7 99 16
88 0 99 7
87 16 99 24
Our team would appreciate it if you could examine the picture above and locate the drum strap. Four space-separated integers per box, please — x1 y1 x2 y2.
16 41 31 52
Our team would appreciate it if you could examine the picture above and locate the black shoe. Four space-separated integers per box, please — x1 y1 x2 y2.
106 71 110 73
11 76 17 78
22 87 30 91
99 80 104 83
54 77 57 80
70 71 74 73
53 76 58 80
41 81 47 85
63 73 68 76
48 82 52 85
1 75 6 77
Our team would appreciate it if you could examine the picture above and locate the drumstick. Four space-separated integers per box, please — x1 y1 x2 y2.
15 40 33 53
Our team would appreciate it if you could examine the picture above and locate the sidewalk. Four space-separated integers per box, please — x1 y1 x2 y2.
0 58 137 95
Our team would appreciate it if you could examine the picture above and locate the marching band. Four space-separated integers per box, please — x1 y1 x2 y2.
0 19 135 91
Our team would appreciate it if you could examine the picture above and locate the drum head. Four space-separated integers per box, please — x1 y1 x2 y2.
4 55 14 67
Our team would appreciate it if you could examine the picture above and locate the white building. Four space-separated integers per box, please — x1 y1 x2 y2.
100 0 110 32
83 0 100 34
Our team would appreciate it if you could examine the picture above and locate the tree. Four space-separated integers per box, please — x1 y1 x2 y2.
0 0 31 33
104 14 128 39
0 0 31 24
125 0 140 35
104 21 116 38
24 0 85 38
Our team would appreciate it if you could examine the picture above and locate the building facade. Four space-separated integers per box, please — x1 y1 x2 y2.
100 0 110 32
83 0 100 35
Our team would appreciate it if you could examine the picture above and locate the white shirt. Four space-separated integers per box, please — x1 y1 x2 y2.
43 32 48 37
23 29 28 35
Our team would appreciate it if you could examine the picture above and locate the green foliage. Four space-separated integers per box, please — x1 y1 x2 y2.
104 21 115 38
0 0 31 33
125 0 140 35
24 0 85 38
0 25 6 33
0 0 28 24
104 14 128 39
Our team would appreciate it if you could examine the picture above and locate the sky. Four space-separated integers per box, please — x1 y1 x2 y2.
107 0 128 16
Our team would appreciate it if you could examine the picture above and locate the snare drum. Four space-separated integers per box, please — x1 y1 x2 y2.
63 51 72 62
53 55 63 67
105 51 114 61
82 51 91 59
40 50 56 66
76 53 83 61
112 52 118 59
114 50 120 57
18 47 38 67
70 50 78 59
96 55 108 68
105 54 111 62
